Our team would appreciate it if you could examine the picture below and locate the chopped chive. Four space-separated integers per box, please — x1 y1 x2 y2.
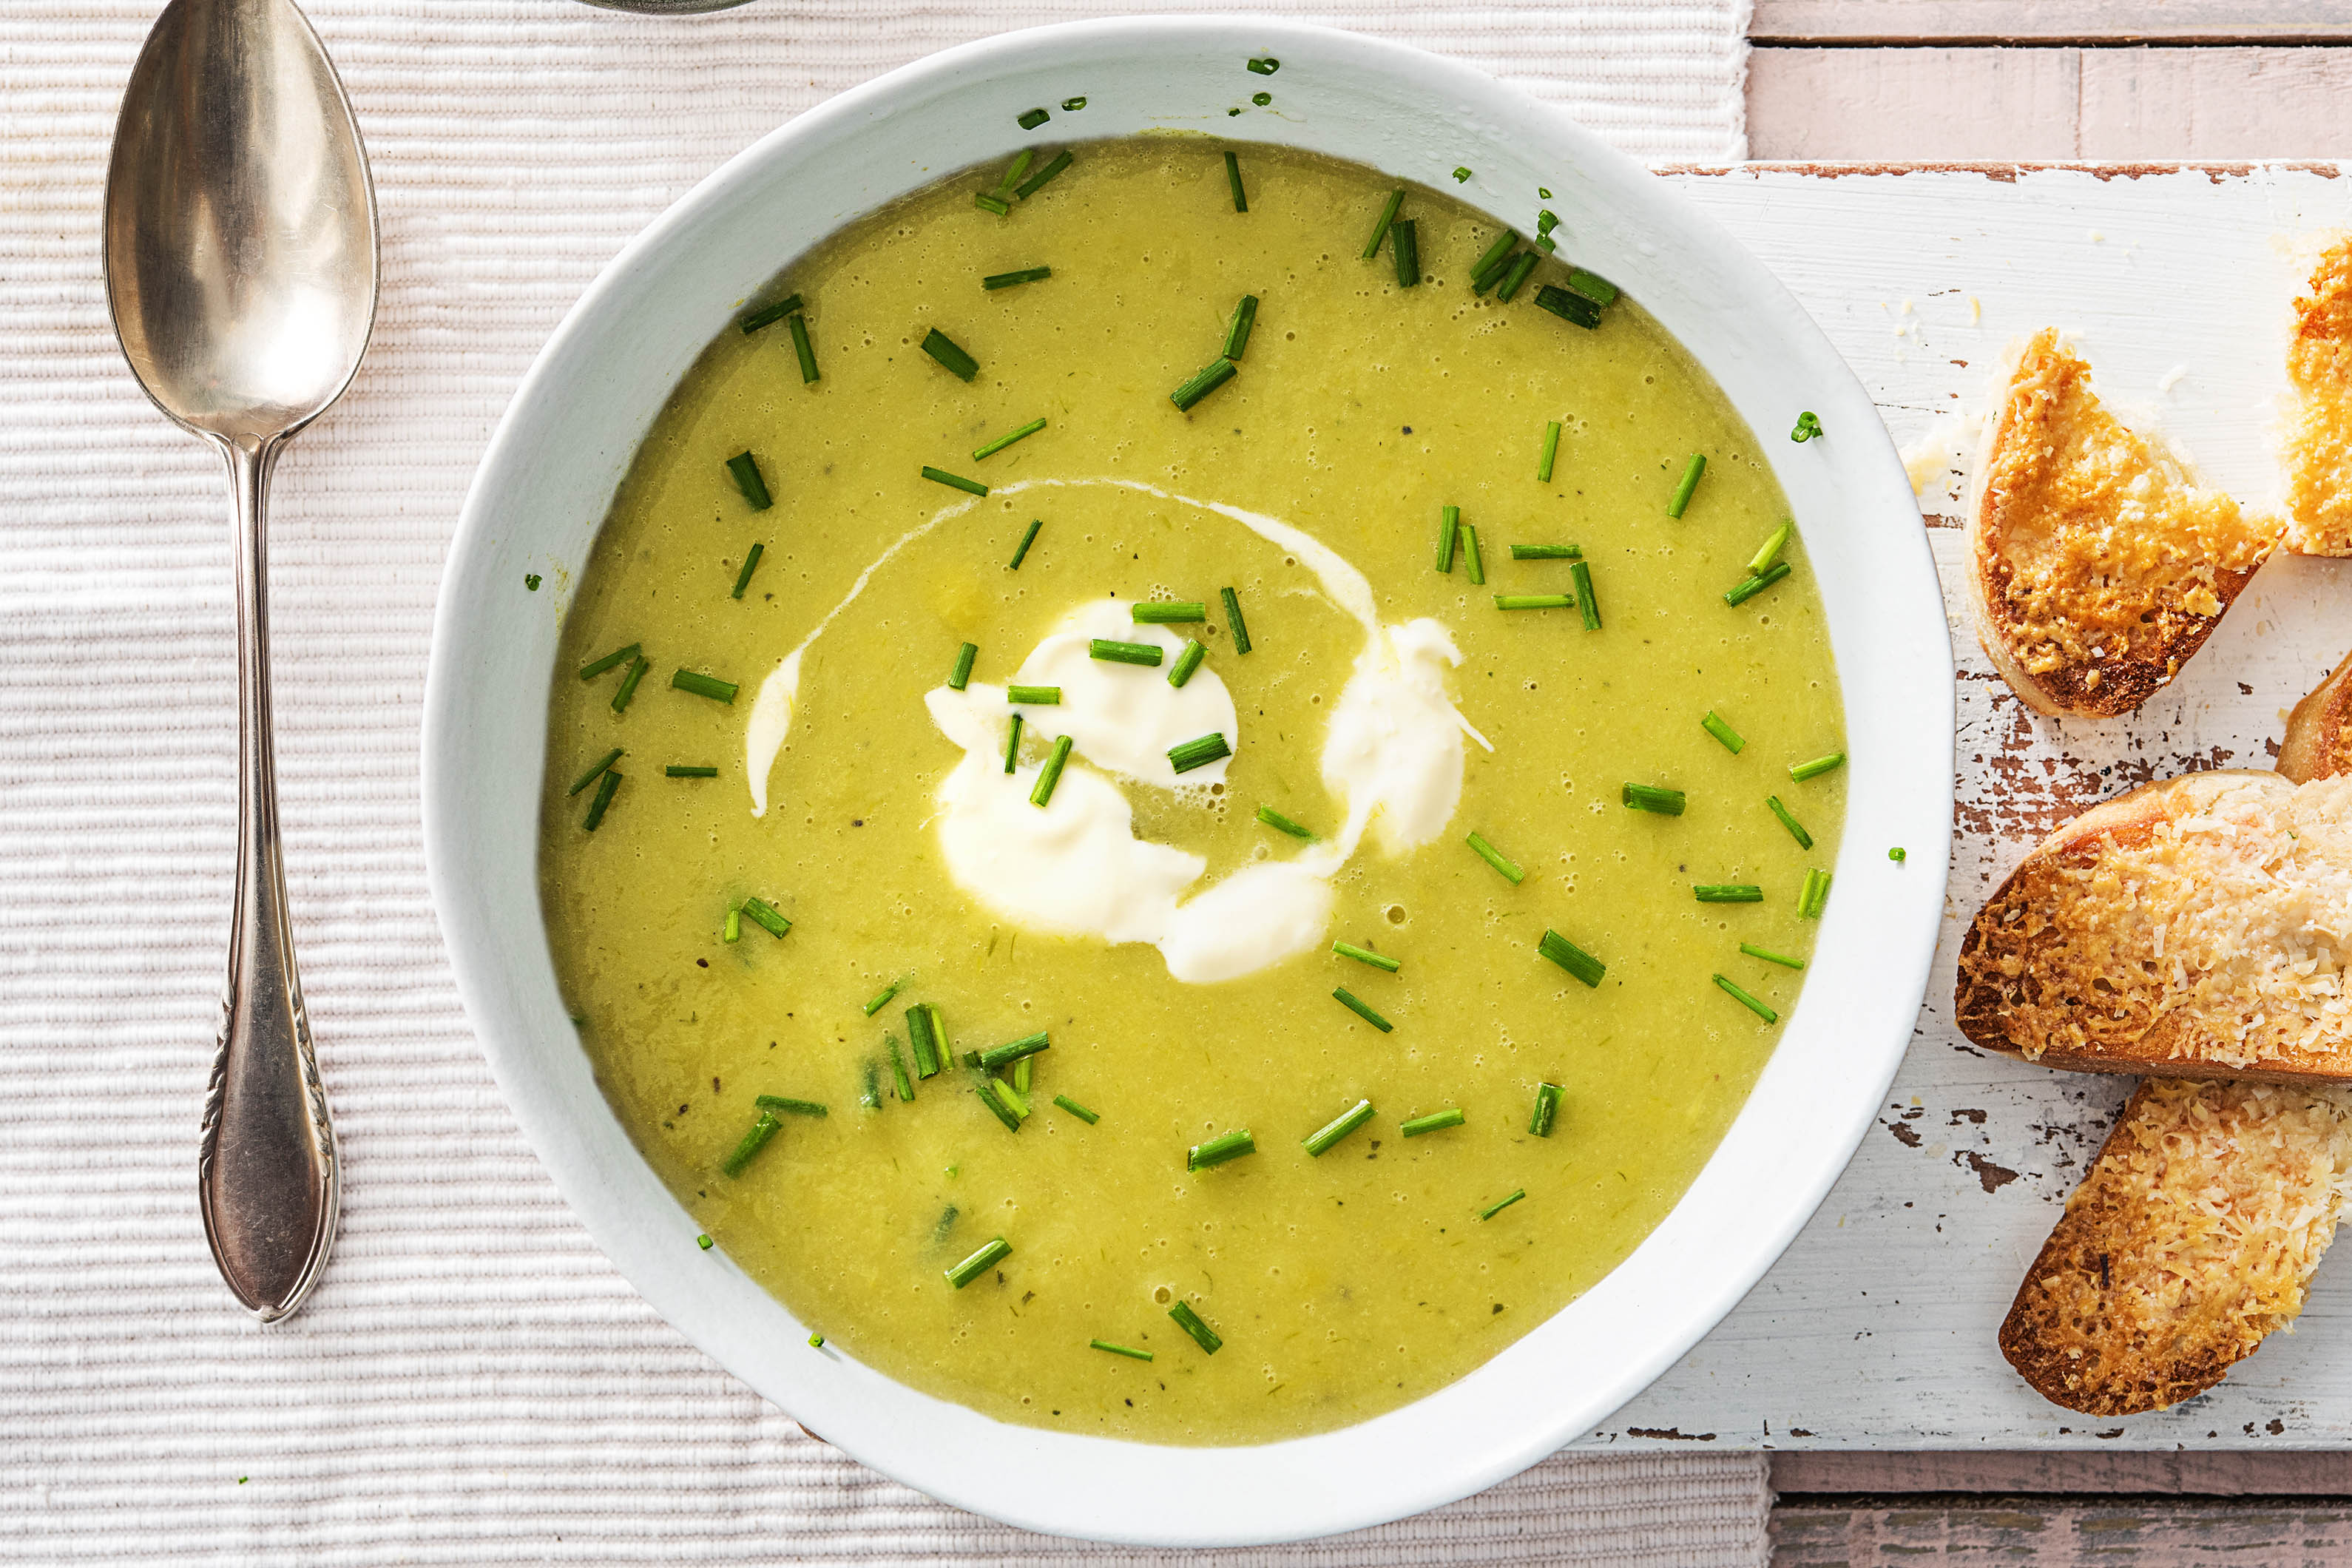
1333 941 1399 972
1535 283 1601 328
949 642 979 690
568 747 624 796
1362 189 1405 260
1030 734 1074 807
721 1111 781 1176
1453 166 1472 183
697 1233 714 1249
1015 150 1072 199
1529 1081 1562 1137
725 451 773 511
1742 942 1806 970
1435 504 1459 574
945 1237 1011 1288
1556 562 1595 632
981 266 1052 291
1509 544 1581 560
611 655 650 712
1765 794 1814 850
922 465 988 496
1061 96 1087 111
1247 54 1279 74
1561 268 1615 306
976 1032 1050 1072
1496 252 1540 303
1701 711 1745 753
990 1073 1031 1122
1748 521 1793 577
865 978 904 1016
740 897 791 938
1469 230 1520 291
1666 453 1707 518
974 192 1010 215
1055 1094 1100 1125
1538 421 1563 483
1132 601 1207 624
1465 831 1526 884
973 418 1046 461
738 294 804 335
723 905 740 943
906 1004 943 1078
1089 638 1163 667
1890 846 1908 862
1621 783 1686 815
671 669 740 704
1007 518 1044 570
1714 973 1779 1023
1461 524 1485 586
1694 883 1763 903
788 312 820 383
1535 209 1559 236
1332 987 1393 1032
1391 219 1420 288
755 1095 828 1118
730 542 765 600
1479 1189 1526 1220
1303 1098 1374 1156
919 328 979 382
975 1077 1022 1134
1493 593 1574 612
1223 149 1248 213
1002 712 1023 774
1257 805 1314 839
664 765 719 779
583 769 622 831
1724 561 1791 606
808 1331 825 1348
1188 1128 1256 1171
1400 1108 1464 1138
1167 733 1231 774
1092 1339 1152 1360
1169 357 1237 411
1791 751 1847 783
1799 868 1832 919
580 643 641 680
1017 107 1050 129
1223 294 1260 360
1538 929 1605 987
1791 410 1823 442
1168 639 1207 688
1006 684 1061 705
1011 1054 1032 1095
996 149 1035 192
1167 1300 1222 1354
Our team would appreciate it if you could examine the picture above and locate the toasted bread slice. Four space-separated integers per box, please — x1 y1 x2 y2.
2285 237 2352 556
1954 769 2352 1081
1966 329 2280 717
2280 648 2352 786
2001 1075 2352 1415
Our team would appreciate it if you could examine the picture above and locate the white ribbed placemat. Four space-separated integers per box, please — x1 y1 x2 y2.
0 2 1763 1561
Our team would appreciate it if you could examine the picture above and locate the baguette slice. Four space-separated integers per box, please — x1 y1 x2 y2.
2285 237 2352 556
1954 769 2352 1082
1966 329 2280 717
2280 647 2352 786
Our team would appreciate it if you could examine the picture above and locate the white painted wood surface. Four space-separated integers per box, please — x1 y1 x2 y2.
1577 163 2352 1452
1751 1 2352 47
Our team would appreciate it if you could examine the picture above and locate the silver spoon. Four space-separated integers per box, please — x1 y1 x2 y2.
104 0 377 1322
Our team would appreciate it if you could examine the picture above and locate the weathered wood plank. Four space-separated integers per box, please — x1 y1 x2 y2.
1772 1449 2352 1494
2080 48 2352 158
1753 1 2352 47
1771 1496 2352 1565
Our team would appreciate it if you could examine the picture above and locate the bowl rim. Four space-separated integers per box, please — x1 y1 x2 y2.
425 13 1953 1545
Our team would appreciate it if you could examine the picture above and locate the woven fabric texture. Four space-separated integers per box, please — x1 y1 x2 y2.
0 1 1760 1561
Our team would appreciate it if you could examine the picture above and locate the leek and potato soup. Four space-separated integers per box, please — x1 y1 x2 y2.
540 135 1845 1444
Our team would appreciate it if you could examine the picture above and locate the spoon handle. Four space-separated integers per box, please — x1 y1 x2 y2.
197 435 339 1322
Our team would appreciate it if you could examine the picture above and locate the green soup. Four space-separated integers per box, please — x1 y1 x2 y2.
540 138 1844 1444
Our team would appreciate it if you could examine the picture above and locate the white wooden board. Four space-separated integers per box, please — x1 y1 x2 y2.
1578 164 2352 1450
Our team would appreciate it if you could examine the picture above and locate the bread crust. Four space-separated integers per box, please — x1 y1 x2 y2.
2279 648 2352 786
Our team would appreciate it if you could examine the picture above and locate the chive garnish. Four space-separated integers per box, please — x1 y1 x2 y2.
726 451 773 511
808 1331 825 1348
989 1074 1031 1123
1529 1081 1562 1137
997 149 1035 193
976 1032 1050 1072
973 418 1046 462
1741 942 1806 970
1257 805 1314 839
1333 941 1399 972
1055 1094 1100 1125
1223 149 1248 213
1332 987 1393 1032
583 768 621 831
1534 283 1601 329
1223 294 1259 360
949 642 979 690
1167 639 1206 688
974 192 1011 216
1493 594 1574 612
665 765 719 779
1890 846 1908 862
1400 1108 1464 1138
672 669 740 703
697 1234 714 1249
579 643 641 680
755 1095 827 1118
1790 751 1846 783
1724 561 1791 606
1017 107 1050 129
1461 524 1486 586
1006 684 1061 705
1303 1098 1373 1156
1220 586 1251 652
922 465 989 496
1016 150 1072 198
906 1004 943 1078
1621 783 1685 815
1799 868 1832 919
1247 55 1279 74
1008 518 1044 570
945 1237 1011 1289
1701 711 1745 753
611 655 649 713
730 541 765 600
786 311 820 384
1168 1300 1222 1354
723 905 740 943
1538 420 1562 483
1538 929 1605 987
1089 638 1162 667
1434 504 1459 574
1714 973 1779 1023
721 1111 781 1177
981 266 1052 291
1571 560 1601 629
1011 1054 1032 1095
1791 410 1823 442
1666 453 1707 518
1002 712 1023 774
1132 601 1207 624
1765 794 1814 849
1062 96 1087 110
738 294 803 335
1092 1339 1152 1360
568 747 623 796
1362 189 1405 260
740 897 791 938
976 1077 1022 1134
1469 230 1519 291
1031 734 1074 807
1496 251 1540 303
1188 1128 1256 1170
1391 219 1420 288
1479 1189 1527 1220
1564 267 1618 305
1509 544 1581 560
920 329 979 382
1748 521 1793 576
1170 357 1237 411
1466 831 1525 884
865 978 904 1016
1167 733 1231 773
1694 883 1763 903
